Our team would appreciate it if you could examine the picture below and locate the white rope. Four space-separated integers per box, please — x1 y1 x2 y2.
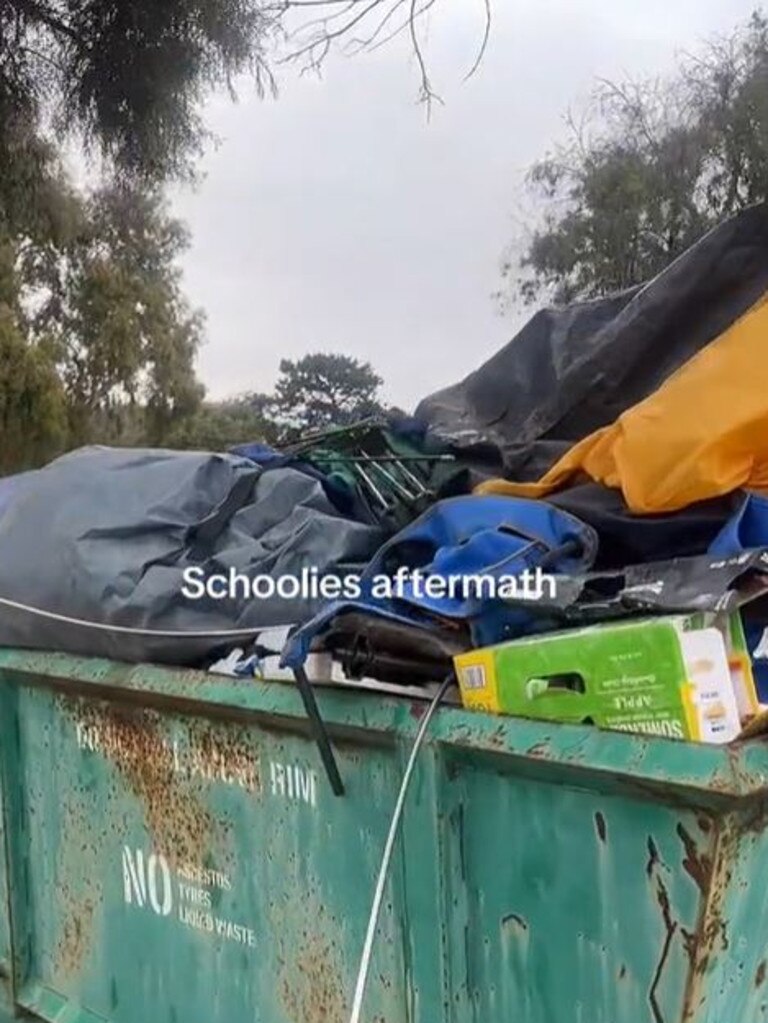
348 674 452 1023
0 595 285 639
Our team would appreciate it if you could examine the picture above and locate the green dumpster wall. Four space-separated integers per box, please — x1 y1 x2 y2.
0 649 766 1023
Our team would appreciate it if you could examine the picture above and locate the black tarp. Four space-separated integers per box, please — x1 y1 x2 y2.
547 483 743 570
0 446 383 665
415 205 768 479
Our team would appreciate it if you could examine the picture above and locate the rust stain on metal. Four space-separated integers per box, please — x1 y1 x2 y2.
488 725 506 748
53 692 261 980
56 897 95 977
73 703 214 864
738 796 768 835
649 875 677 1023
279 907 349 1023
409 701 427 721
691 848 728 972
526 741 551 758
681 820 739 1022
646 836 661 878
680 927 697 966
757 961 767 988
281 940 348 1023
185 716 261 793
54 735 103 979
595 811 607 844
52 693 263 980
676 824 712 897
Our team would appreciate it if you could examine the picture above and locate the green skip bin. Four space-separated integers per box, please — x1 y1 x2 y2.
0 648 767 1022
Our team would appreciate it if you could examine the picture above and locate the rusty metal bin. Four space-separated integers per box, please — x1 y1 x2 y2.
0 648 766 1022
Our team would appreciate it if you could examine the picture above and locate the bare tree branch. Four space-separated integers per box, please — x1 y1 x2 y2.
344 0 410 56
409 0 441 113
364 0 438 55
278 0 386 70
271 0 493 106
464 0 492 82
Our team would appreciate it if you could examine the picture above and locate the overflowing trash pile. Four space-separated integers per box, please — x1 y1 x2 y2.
2 206 768 746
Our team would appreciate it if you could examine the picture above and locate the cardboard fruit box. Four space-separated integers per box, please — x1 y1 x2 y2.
454 612 759 744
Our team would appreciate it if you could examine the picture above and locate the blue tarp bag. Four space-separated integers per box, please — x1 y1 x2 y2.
282 496 597 668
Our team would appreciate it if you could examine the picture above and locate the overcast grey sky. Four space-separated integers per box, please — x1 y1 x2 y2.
172 0 757 411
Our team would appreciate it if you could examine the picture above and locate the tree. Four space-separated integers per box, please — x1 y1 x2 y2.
0 120 205 469
0 0 276 183
0 0 493 184
505 10 768 305
272 352 385 437
0 307 67 473
23 183 205 447
164 396 279 451
165 357 389 452
0 128 72 470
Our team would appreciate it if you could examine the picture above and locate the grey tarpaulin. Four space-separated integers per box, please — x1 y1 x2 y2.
416 205 768 479
0 446 383 665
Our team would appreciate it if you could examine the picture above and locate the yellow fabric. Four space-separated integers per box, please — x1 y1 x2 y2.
477 292 768 513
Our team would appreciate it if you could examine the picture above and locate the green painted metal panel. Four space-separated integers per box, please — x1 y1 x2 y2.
0 649 766 1022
